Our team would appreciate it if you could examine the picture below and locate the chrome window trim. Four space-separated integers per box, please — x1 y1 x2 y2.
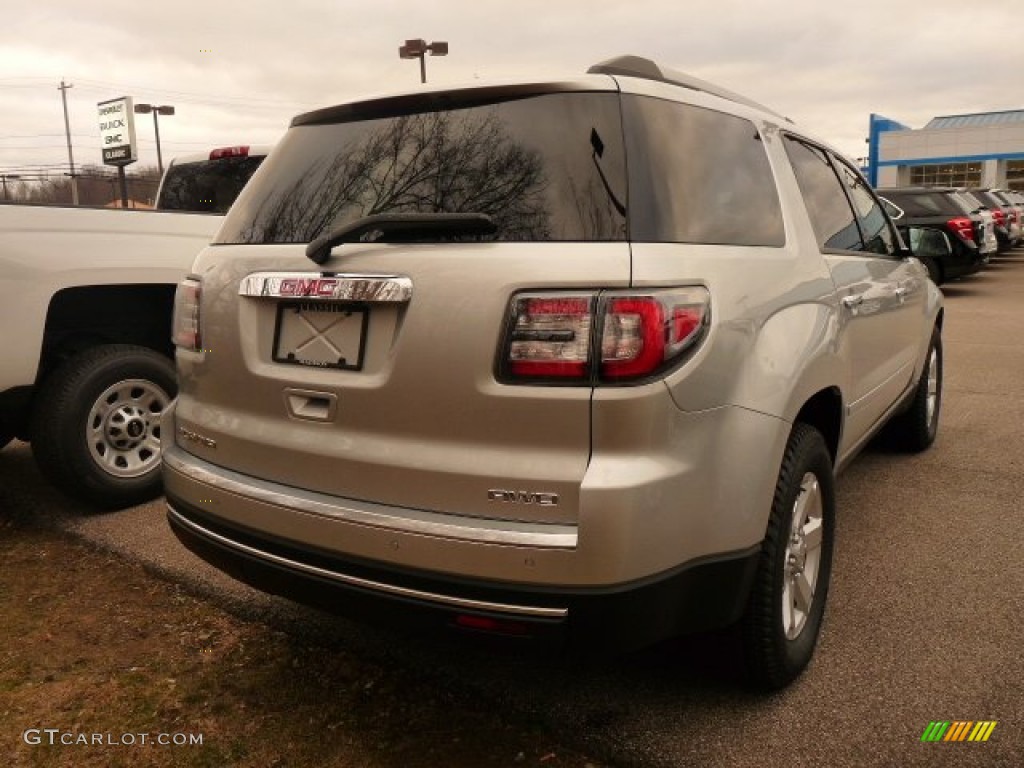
167 504 569 619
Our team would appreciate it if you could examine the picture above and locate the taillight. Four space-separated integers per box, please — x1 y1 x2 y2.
991 209 1006 228
209 145 249 160
172 277 202 351
502 287 709 384
947 217 976 245
507 296 593 379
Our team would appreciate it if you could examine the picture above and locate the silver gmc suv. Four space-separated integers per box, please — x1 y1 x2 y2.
164 56 943 689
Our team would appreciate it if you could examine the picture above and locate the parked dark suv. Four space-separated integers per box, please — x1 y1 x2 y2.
877 187 990 283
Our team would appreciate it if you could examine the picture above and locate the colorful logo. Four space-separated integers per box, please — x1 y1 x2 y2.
921 721 997 742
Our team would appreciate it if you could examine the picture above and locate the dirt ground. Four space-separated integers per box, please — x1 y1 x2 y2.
0 510 604 768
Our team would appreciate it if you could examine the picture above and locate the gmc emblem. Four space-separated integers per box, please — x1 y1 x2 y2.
487 489 560 506
278 277 339 297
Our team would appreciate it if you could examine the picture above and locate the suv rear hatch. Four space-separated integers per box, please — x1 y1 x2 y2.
174 83 630 526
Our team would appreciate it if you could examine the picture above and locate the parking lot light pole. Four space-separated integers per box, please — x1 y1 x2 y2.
133 104 175 174
398 39 449 83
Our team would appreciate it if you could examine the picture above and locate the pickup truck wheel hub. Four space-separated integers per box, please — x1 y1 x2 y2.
87 379 170 478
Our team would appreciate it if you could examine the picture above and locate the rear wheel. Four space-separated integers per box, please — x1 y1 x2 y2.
30 344 176 509
741 423 835 690
886 327 941 452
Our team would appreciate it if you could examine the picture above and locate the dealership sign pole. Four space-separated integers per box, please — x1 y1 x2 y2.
97 96 138 208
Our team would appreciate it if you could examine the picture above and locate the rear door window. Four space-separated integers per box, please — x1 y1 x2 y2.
622 95 784 246
835 162 895 255
783 137 863 251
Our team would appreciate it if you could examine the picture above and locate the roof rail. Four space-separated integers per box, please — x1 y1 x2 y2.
588 55 789 121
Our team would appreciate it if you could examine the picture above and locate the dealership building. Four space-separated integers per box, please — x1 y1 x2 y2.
865 109 1024 191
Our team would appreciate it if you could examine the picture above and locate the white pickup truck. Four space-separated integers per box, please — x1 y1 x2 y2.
0 203 222 507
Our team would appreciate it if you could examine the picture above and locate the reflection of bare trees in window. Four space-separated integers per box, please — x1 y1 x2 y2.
566 175 626 241
241 109 551 243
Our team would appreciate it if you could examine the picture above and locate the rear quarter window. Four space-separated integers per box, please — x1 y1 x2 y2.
622 95 784 246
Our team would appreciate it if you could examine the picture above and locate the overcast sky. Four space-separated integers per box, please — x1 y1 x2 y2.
1 0 1020 182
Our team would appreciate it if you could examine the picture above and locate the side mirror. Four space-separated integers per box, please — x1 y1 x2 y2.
901 226 954 259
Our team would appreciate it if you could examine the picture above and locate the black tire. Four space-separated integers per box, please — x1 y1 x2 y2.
887 327 942 452
741 423 835 691
30 344 177 509
920 256 943 286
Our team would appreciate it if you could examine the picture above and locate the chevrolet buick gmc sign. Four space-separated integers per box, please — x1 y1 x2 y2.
97 96 137 166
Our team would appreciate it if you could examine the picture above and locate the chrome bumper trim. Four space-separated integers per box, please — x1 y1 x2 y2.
168 504 569 620
163 448 578 550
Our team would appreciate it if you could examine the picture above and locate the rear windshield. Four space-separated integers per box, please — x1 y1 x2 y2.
969 190 1003 209
878 191 957 217
214 92 628 244
954 191 984 213
157 155 266 213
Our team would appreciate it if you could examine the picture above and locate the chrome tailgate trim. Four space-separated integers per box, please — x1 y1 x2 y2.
239 272 413 302
163 448 579 550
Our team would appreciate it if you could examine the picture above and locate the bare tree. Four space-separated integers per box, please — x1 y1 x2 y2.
241 108 550 243
7 164 161 207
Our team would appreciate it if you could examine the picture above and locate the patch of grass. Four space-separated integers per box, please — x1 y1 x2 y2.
0 520 602 768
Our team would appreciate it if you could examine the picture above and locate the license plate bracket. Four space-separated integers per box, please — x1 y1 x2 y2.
272 302 368 370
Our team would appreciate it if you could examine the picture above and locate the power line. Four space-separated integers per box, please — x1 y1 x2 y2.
0 139 218 148
0 75 312 108
0 133 94 140
0 134 213 145
72 78 316 110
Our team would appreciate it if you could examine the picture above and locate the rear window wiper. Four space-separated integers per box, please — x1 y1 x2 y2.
306 213 497 265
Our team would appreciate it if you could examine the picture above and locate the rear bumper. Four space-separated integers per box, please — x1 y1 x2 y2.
942 240 988 279
167 494 759 652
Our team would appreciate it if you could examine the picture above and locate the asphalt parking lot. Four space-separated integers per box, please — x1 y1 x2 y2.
2 249 1023 767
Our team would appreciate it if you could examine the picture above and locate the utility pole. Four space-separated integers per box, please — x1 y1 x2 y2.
58 79 79 206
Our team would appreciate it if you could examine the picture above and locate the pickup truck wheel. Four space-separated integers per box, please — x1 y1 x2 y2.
741 423 835 690
887 327 942 452
30 345 176 509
